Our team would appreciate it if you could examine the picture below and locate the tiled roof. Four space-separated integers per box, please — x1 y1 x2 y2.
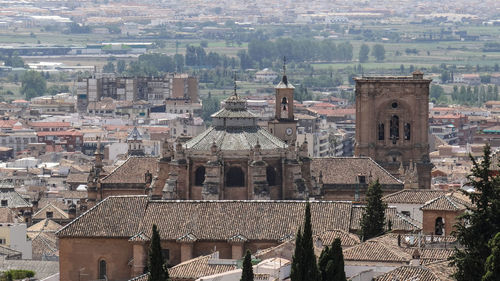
0 259 59 279
184 126 287 151
168 253 237 280
374 266 440 281
426 260 455 280
57 196 148 238
349 206 421 232
58 190 87 199
0 208 20 223
66 172 89 184
139 201 352 241
37 130 83 137
30 122 70 128
0 187 32 208
0 245 22 259
343 239 411 263
37 198 67 211
316 230 360 247
311 157 403 185
27 219 62 233
420 195 468 211
33 203 69 220
100 156 157 184
28 232 58 260
383 190 449 204
211 108 256 118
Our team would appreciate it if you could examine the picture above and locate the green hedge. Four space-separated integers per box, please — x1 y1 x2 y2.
1 270 35 281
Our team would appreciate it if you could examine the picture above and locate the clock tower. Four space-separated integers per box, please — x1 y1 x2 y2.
268 59 297 145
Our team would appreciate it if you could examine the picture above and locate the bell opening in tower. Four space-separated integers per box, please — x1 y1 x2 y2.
281 97 288 119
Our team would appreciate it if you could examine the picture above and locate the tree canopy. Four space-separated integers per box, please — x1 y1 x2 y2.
372 44 386 62
451 144 500 281
358 44 370 63
360 180 387 241
148 224 169 281
318 238 347 281
21 70 47 100
240 250 254 281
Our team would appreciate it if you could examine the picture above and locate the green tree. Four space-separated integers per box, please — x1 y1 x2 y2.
201 92 220 121
148 224 169 281
240 250 254 281
483 232 500 281
117 60 126 73
21 70 46 99
318 238 346 281
360 180 387 241
372 44 385 62
103 62 115 73
358 44 369 63
291 202 320 281
451 144 500 281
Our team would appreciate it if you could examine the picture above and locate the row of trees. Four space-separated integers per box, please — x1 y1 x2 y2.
358 44 386 63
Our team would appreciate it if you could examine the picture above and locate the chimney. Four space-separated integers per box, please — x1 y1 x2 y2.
410 249 421 266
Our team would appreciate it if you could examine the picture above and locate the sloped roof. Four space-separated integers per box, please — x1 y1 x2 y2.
28 232 58 260
349 206 421 232
0 245 22 259
343 239 411 263
374 266 440 281
139 200 353 241
420 195 468 211
57 196 148 238
0 208 20 223
311 157 403 185
100 156 157 184
0 259 59 279
184 126 287 151
66 172 89 184
317 229 360 247
127 127 143 141
0 187 32 208
168 253 237 280
28 219 62 233
383 190 449 204
33 203 69 220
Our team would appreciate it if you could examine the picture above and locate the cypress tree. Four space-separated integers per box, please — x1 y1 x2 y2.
148 224 169 281
240 250 254 281
451 144 500 281
318 238 346 281
360 180 387 241
291 202 321 281
290 227 303 281
483 232 500 281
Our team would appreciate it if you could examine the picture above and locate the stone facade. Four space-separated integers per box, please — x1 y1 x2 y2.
354 71 432 189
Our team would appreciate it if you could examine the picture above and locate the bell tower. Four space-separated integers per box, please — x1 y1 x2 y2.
354 71 432 189
268 57 297 145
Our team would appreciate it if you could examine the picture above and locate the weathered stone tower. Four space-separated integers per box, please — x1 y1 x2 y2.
354 71 432 189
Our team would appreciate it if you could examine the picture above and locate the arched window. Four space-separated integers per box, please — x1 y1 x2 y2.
226 166 245 187
99 260 107 279
378 123 385 140
404 123 411 140
390 115 399 143
435 217 444 235
195 166 206 186
266 166 277 186
281 97 288 119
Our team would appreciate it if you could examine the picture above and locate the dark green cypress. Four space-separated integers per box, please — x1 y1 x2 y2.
360 180 387 241
148 224 169 281
291 202 320 281
240 250 254 281
330 238 346 281
318 238 346 281
290 227 303 281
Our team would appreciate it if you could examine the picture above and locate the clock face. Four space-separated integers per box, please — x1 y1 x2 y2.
286 128 293 136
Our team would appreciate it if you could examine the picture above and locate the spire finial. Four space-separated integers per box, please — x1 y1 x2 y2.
233 73 237 97
282 56 288 86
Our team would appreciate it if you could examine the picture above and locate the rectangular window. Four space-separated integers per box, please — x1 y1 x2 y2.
162 249 170 262
358 175 366 184
46 211 53 218
1 200 7 207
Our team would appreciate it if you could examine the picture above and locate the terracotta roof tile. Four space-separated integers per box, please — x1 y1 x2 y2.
101 157 157 184
383 190 449 204
374 266 441 281
312 157 403 185
420 195 468 211
139 201 353 241
316 230 360 247
343 240 411 263
168 253 237 280
33 203 69 220
350 206 421 232
57 196 148 238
